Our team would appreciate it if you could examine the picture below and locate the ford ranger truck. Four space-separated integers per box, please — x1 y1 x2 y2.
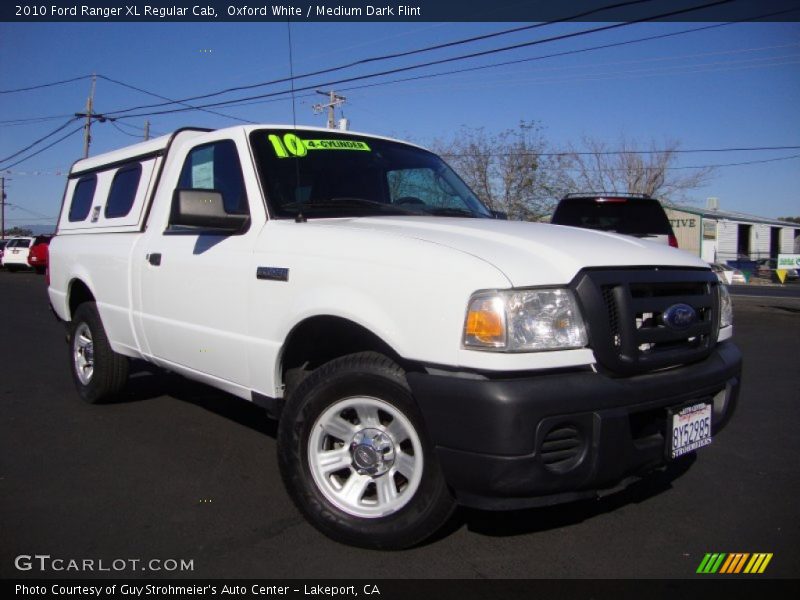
48 126 742 549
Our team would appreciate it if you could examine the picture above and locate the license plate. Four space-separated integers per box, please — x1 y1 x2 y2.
668 402 712 459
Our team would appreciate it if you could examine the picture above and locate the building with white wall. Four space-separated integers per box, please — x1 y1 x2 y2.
663 202 800 265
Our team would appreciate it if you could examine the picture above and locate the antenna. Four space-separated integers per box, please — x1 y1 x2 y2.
286 20 298 130
286 19 304 222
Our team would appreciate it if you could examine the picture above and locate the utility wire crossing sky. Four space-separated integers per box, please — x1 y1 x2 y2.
1 1 798 225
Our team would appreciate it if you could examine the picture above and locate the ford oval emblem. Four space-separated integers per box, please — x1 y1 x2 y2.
662 303 697 330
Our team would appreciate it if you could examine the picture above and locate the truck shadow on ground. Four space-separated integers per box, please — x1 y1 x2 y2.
760 304 800 314
113 362 696 542
117 361 278 437
447 454 696 541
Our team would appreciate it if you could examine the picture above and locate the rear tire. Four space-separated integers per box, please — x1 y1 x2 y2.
277 352 455 549
69 302 129 404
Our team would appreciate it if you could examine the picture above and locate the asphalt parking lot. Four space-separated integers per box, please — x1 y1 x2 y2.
1 270 798 580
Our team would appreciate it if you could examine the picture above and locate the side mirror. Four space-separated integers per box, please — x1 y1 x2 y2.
170 189 249 233
492 210 508 220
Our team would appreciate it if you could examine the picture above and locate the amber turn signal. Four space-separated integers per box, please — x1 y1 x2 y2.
463 296 506 347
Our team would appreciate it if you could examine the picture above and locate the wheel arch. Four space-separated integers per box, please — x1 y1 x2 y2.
67 278 96 321
277 315 419 404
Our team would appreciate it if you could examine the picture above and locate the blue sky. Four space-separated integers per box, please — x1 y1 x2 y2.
1 18 799 229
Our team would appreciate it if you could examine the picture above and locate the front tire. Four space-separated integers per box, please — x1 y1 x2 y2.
69 302 129 404
277 352 454 549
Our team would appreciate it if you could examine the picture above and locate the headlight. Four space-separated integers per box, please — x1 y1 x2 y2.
718 283 733 329
463 288 588 351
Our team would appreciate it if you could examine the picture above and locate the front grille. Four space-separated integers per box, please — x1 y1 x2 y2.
574 268 719 376
602 286 621 350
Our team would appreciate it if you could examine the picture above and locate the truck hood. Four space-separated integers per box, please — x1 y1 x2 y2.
314 217 709 286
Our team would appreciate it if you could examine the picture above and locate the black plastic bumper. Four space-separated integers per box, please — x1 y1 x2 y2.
407 341 742 510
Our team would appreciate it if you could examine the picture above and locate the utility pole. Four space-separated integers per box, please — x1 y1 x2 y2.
313 90 346 129
143 120 150 141
74 74 113 158
1 177 5 240
80 74 96 158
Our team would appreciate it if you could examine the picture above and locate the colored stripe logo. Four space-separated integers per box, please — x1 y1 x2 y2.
697 553 773 574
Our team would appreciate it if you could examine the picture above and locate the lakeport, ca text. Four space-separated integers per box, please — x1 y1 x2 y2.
16 584 380 596
14 5 422 18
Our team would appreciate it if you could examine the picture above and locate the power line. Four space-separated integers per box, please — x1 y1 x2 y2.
0 74 93 95
584 152 800 170
0 74 256 130
548 146 800 156
98 75 256 124
5 202 56 220
334 15 796 99
114 0 739 120
110 120 146 139
0 169 67 176
442 152 800 171
0 118 79 165
202 29 786 111
441 145 800 157
104 0 663 117
110 0 733 118
0 124 84 170
3 218 55 223
0 115 76 127
374 53 800 95
114 120 165 138
668 153 800 170
506 41 800 74
3 5 791 128
1 3 793 172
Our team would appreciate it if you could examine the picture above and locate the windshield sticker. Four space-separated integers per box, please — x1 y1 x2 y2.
269 133 371 158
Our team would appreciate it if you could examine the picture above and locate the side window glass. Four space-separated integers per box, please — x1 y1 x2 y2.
105 163 142 218
178 141 248 214
68 175 97 222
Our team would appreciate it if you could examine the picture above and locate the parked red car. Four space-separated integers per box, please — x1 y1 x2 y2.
27 235 53 275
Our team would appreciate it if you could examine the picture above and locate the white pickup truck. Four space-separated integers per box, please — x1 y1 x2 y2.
49 125 742 549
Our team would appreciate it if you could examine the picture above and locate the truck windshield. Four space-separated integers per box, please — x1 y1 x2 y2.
250 129 492 220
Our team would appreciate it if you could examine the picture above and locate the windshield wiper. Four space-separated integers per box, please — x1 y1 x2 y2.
423 207 480 218
328 197 417 213
282 197 416 217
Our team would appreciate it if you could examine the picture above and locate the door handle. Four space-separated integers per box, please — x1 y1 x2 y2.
147 253 162 266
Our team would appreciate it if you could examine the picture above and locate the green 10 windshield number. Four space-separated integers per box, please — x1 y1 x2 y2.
268 133 371 158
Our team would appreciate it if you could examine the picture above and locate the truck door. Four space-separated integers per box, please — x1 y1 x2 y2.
137 136 264 389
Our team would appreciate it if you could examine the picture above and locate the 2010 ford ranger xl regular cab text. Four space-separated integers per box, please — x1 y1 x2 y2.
48 125 742 549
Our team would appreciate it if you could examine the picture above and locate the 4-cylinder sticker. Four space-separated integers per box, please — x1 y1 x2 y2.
696 552 773 574
268 133 371 158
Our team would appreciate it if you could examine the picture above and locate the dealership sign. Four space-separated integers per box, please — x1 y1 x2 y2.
776 254 800 284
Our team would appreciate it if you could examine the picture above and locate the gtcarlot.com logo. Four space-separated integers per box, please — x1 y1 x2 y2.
697 552 773 574
14 554 194 573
